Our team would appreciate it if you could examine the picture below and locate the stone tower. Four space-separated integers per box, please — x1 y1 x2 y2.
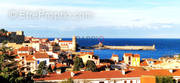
72 36 76 52
16 31 24 35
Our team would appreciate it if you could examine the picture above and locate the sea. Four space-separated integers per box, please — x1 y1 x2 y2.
49 38 180 60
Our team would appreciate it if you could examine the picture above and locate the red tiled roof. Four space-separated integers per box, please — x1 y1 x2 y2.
0 51 3 55
59 41 72 42
154 61 163 65
34 52 49 58
56 63 67 68
18 46 34 51
124 53 132 56
34 69 180 81
18 53 29 56
26 55 35 61
140 60 148 66
146 58 154 61
124 53 140 57
134 54 140 57
16 56 20 59
79 52 94 56
112 54 118 57
51 63 67 69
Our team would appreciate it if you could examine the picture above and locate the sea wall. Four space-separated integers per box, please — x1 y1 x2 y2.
103 45 155 50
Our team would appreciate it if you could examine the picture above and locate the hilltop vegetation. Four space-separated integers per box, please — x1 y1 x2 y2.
0 29 24 44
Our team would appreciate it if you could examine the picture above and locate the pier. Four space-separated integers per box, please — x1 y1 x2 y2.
93 42 155 50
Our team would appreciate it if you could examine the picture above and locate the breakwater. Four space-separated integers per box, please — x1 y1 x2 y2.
102 45 155 50
93 42 155 50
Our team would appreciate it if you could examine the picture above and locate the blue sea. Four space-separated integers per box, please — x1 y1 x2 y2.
49 38 180 60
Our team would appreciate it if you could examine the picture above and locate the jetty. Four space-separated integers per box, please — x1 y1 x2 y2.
92 42 155 50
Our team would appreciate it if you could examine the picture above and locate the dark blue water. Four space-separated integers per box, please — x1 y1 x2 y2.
49 38 180 60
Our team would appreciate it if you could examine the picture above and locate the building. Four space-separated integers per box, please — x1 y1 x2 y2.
17 46 36 55
111 54 119 63
123 53 140 66
15 51 50 74
34 69 180 83
15 54 36 74
58 36 76 52
34 52 50 66
78 52 100 65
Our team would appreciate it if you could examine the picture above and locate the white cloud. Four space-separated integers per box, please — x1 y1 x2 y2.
147 34 180 38
0 3 180 32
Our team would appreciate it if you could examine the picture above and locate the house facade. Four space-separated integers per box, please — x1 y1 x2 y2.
123 53 140 66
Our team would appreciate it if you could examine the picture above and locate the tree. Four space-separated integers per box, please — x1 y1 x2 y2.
0 29 7 33
156 76 174 83
73 57 84 71
48 65 53 73
36 61 47 76
25 72 34 83
86 60 97 72
0 53 24 83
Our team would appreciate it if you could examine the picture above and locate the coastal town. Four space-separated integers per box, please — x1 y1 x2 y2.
0 29 180 83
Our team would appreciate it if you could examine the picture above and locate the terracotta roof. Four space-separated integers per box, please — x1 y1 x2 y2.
154 61 163 65
18 46 34 51
34 69 180 81
124 53 132 56
112 54 119 57
97 63 110 68
26 55 35 61
124 53 140 57
134 54 140 57
79 52 94 56
146 58 154 61
16 56 20 59
31 41 40 43
34 52 49 58
59 41 72 42
56 63 67 68
0 51 3 55
140 60 148 66
51 63 67 69
18 53 29 56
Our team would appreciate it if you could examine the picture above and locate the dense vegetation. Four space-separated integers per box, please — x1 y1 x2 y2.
156 76 175 83
85 60 97 72
35 61 48 77
73 57 84 71
0 43 33 83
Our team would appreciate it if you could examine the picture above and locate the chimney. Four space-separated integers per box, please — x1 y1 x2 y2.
115 68 119 71
105 68 110 71
71 72 75 77
56 69 61 74
169 69 174 73
122 69 126 75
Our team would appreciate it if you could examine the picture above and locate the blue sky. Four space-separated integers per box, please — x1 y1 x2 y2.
0 0 180 38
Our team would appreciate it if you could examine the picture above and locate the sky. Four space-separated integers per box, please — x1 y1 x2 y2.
0 0 180 38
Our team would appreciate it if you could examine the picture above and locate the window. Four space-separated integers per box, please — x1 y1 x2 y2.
99 82 104 83
27 68 31 71
130 80 133 83
129 57 131 61
27 62 31 65
37 60 40 64
124 80 127 83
